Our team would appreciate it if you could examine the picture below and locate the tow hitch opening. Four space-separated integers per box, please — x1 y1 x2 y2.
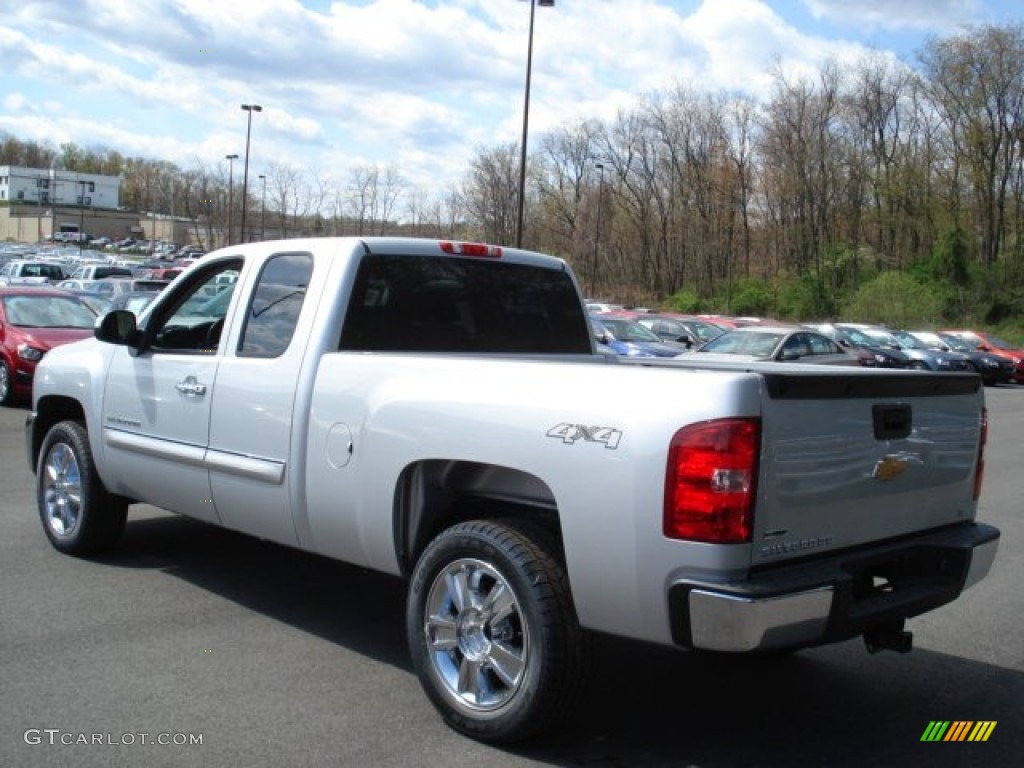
864 622 913 654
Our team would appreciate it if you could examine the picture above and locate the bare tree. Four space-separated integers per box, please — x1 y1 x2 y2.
265 162 303 238
460 143 519 244
534 120 601 282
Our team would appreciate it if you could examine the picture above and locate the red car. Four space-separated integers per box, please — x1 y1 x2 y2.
144 267 184 281
0 287 97 405
941 329 1024 383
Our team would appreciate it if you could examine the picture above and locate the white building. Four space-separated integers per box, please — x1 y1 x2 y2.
0 165 120 209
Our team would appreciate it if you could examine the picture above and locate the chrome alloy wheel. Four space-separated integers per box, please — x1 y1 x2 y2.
42 442 83 538
423 558 529 712
0 361 10 403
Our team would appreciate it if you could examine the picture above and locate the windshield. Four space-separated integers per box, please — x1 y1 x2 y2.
862 328 901 347
938 333 971 352
891 330 926 349
597 317 663 343
700 330 784 356
2 294 96 328
835 327 872 346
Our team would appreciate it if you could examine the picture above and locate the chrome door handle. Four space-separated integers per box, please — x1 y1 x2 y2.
175 376 207 396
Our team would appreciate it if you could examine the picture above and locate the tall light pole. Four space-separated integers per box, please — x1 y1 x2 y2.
515 0 555 249
258 174 267 241
49 163 58 241
225 153 238 246
240 104 262 243
592 162 605 294
78 179 87 255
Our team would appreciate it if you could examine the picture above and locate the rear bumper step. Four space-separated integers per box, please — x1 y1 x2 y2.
667 522 999 652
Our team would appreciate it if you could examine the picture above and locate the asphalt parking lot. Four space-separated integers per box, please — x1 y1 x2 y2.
1 388 1022 768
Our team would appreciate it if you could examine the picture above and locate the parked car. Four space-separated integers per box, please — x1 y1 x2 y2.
70 264 134 280
584 301 623 313
109 290 160 316
619 312 725 348
591 318 662 357
142 267 184 281
0 287 96 405
70 292 114 317
940 329 1024 383
691 326 859 365
591 314 690 357
89 278 172 299
809 323 913 368
0 260 69 286
858 327 972 372
56 279 100 292
908 330 1014 386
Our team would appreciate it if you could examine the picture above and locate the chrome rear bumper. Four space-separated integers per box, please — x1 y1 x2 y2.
668 523 1000 652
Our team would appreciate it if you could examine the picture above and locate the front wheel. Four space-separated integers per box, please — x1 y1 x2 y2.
0 360 13 405
406 519 590 744
37 420 128 556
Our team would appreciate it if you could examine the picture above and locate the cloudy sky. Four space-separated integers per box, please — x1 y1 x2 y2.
0 0 1018 197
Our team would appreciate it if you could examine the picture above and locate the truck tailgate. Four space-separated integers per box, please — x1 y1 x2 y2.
752 370 984 565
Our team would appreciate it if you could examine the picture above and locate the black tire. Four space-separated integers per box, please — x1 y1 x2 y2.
37 420 128 556
406 518 590 744
0 359 13 405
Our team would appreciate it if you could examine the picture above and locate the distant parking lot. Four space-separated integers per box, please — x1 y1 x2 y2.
1 387 1021 767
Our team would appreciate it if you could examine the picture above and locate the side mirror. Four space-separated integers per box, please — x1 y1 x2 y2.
780 351 801 361
95 310 141 353
676 333 695 348
594 331 610 344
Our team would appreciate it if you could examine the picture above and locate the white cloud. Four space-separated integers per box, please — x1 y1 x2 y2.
0 1 1013 196
3 93 32 112
802 0 984 32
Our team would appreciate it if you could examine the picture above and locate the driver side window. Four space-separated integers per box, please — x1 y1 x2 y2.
149 260 243 353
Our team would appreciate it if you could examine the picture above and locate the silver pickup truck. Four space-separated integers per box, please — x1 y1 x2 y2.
26 237 999 743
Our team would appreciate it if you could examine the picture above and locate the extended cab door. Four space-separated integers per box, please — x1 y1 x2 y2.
99 257 243 524
205 251 318 546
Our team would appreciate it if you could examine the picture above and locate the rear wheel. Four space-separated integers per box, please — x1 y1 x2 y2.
407 519 590 744
37 420 128 556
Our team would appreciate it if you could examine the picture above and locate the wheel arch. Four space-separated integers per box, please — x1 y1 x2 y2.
29 395 87 473
394 459 563 577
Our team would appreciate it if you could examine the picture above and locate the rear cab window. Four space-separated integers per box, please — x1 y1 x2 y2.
339 253 591 354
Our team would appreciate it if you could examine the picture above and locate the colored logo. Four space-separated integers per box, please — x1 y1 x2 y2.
872 454 909 481
921 721 996 742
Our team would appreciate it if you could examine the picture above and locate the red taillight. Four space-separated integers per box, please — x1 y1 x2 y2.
439 241 503 258
664 418 760 543
974 407 987 500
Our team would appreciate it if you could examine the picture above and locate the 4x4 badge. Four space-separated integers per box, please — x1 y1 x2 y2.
546 423 622 449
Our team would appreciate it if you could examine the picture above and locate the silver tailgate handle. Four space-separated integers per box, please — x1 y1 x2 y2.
175 376 207 397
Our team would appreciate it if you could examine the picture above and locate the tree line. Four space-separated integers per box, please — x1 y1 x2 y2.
3 23 1022 327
